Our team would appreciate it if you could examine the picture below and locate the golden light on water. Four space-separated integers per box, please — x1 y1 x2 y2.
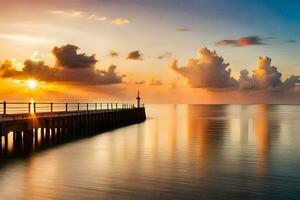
27 79 37 89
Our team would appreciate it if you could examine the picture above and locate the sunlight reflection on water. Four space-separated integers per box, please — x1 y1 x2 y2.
0 104 300 200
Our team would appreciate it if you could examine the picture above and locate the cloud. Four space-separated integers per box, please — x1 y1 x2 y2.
88 14 107 21
157 52 172 59
216 36 265 47
239 57 300 91
171 48 237 88
0 34 55 44
49 10 83 18
0 45 124 85
149 78 162 86
50 10 106 22
285 39 296 43
176 28 191 32
111 18 130 25
0 59 58 82
109 51 119 57
126 50 142 60
52 44 97 69
135 80 145 85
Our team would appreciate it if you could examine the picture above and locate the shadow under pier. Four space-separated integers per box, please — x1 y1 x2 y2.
0 108 146 157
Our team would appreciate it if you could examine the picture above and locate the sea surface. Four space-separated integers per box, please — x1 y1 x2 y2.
0 104 300 200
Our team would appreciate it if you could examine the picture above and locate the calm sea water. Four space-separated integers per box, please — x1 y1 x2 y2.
0 104 300 200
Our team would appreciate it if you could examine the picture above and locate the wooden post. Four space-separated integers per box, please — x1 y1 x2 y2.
3 101 6 115
77 103 80 111
65 103 68 112
33 103 36 113
28 102 31 113
95 103 97 110
50 102 53 112
87 103 89 111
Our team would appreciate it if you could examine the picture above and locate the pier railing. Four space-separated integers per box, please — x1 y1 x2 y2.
0 101 144 115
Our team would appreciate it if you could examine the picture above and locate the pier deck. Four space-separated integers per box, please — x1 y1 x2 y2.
0 102 146 156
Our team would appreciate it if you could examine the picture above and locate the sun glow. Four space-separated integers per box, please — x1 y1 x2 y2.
27 79 37 89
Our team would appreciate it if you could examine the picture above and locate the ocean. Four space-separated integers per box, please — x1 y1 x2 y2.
0 104 300 200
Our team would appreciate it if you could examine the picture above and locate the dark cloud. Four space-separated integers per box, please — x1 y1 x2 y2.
176 28 191 32
0 45 124 85
126 50 142 60
171 48 237 88
157 52 172 59
1 59 58 81
216 36 265 47
109 51 119 57
239 57 300 91
52 44 97 68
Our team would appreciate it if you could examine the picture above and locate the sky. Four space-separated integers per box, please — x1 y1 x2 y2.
0 0 300 103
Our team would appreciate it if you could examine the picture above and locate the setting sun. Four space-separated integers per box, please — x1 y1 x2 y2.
27 79 37 89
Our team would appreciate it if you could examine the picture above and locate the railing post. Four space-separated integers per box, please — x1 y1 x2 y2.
87 103 89 111
107 103 109 110
95 103 97 110
50 102 53 112
65 103 68 112
77 103 80 111
33 103 36 113
116 103 118 110
100 103 102 110
28 102 31 113
3 101 6 115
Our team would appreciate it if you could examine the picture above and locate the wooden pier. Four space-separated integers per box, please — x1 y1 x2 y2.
0 101 146 156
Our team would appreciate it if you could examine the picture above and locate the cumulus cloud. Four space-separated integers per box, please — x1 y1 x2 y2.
52 44 97 69
0 45 124 85
1 59 58 82
111 18 130 25
157 52 172 59
216 36 265 47
239 57 300 91
171 48 237 88
126 50 142 60
176 28 191 32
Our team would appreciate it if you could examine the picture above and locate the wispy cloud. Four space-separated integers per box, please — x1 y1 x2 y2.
49 10 84 18
111 18 130 25
49 10 106 22
49 10 130 25
88 14 107 21
285 39 297 43
176 28 191 32
0 34 56 44
157 52 172 59
216 36 266 47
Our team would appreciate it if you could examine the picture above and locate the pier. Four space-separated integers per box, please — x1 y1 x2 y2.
0 99 146 156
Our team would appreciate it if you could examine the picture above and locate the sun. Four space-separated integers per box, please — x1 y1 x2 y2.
27 79 37 89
